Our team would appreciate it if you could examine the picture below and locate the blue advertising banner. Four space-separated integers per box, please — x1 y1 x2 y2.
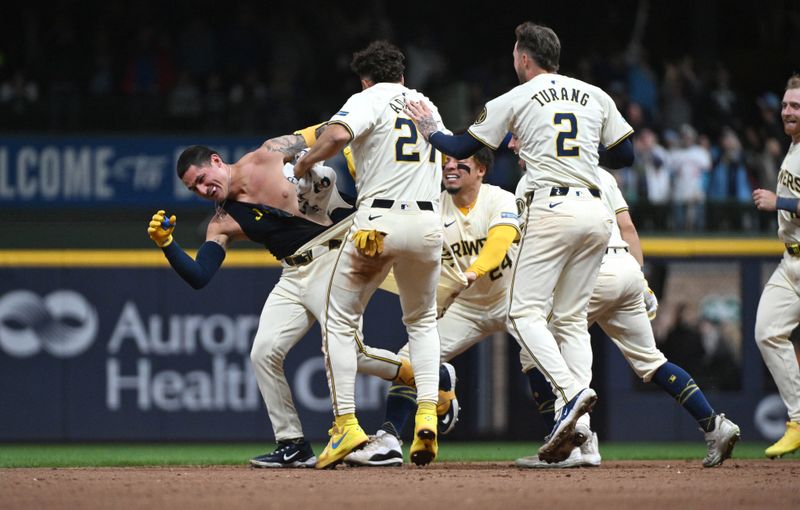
0 266 407 441
0 137 263 208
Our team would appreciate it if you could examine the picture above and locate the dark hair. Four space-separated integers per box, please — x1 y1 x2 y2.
177 145 218 178
472 147 494 178
787 74 800 91
350 40 405 83
514 22 560 73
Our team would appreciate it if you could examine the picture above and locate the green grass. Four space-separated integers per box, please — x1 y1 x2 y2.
0 442 782 468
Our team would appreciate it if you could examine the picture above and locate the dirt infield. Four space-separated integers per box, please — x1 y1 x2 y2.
2 460 798 510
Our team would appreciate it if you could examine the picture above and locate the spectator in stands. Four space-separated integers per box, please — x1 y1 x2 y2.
670 124 712 231
707 128 753 230
634 128 671 230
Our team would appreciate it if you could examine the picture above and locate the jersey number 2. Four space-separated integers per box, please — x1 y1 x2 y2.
554 113 579 157
395 118 437 163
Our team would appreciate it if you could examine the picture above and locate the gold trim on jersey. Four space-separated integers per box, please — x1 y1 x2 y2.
353 330 402 367
322 236 349 415
605 130 634 149
465 129 498 150
615 207 629 214
327 120 355 142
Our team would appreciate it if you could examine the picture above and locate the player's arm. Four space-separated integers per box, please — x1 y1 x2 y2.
617 209 658 318
598 136 634 169
293 122 327 148
753 188 797 214
465 224 518 281
405 100 485 159
262 133 310 164
147 210 240 290
616 210 643 266
293 123 352 179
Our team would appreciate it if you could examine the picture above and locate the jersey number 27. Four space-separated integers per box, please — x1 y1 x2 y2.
395 117 437 163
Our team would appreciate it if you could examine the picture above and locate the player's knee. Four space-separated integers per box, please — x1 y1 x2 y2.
754 318 784 348
250 336 287 371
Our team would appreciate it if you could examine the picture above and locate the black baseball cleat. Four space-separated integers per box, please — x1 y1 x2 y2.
250 439 317 468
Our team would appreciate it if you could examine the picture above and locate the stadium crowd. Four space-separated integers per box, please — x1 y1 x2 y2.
2 1 797 233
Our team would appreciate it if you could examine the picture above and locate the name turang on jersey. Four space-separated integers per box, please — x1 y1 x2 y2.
530 86 590 107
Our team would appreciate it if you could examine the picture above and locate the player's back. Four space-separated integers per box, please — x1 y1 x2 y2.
330 82 443 207
505 74 632 193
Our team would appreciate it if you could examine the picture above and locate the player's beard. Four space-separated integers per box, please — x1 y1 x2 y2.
445 184 462 195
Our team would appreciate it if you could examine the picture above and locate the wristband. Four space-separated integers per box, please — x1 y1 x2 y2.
776 196 799 212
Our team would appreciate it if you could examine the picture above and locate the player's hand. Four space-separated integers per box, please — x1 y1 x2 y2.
404 100 437 140
353 229 386 257
464 271 478 287
147 210 176 248
643 281 658 321
753 189 777 212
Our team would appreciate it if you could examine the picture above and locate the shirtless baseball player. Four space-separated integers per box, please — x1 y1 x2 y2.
406 22 634 462
146 126 414 468
292 41 446 469
517 166 741 468
344 148 522 466
752 73 800 459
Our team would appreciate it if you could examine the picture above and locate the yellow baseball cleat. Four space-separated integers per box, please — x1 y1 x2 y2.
315 415 368 469
410 404 438 466
765 421 800 458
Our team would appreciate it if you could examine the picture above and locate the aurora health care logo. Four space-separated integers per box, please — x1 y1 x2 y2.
0 290 98 358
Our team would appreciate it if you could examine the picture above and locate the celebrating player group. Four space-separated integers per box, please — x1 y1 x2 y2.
147 21 800 469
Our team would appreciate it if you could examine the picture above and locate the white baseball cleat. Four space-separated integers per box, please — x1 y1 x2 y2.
579 432 601 467
343 430 403 467
516 429 601 468
538 388 597 463
516 447 583 469
702 413 740 467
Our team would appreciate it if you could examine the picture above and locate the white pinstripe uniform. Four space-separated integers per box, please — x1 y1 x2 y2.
755 142 800 423
323 82 445 416
520 170 668 404
468 73 632 412
395 184 522 361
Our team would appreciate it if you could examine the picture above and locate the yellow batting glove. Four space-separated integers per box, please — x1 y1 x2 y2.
353 229 386 257
147 209 176 248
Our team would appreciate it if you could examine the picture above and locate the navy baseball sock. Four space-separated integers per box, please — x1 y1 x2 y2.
652 362 717 432
526 369 557 431
380 385 417 438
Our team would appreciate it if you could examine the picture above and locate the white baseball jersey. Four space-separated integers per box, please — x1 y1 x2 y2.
776 142 800 243
440 184 521 304
755 140 800 423
598 169 630 250
394 183 523 363
321 82 445 416
468 73 633 193
328 82 445 206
